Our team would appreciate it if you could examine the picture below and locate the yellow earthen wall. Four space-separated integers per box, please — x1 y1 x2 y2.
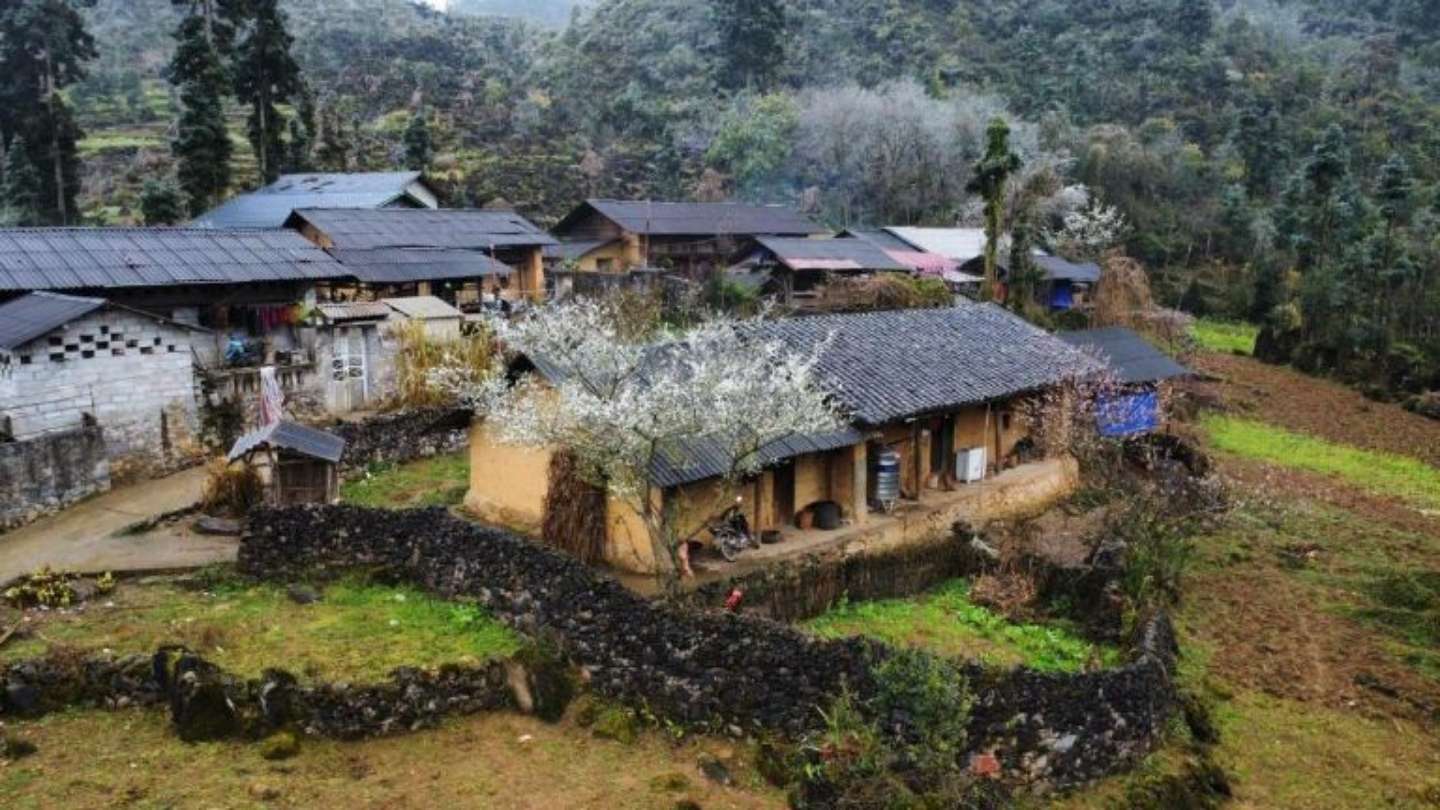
464 421 552 534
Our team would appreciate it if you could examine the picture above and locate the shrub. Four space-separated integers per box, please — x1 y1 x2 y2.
3 567 115 608
200 457 265 516
870 648 973 769
393 320 496 410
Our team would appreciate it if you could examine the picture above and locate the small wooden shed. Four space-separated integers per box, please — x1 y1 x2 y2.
227 420 347 505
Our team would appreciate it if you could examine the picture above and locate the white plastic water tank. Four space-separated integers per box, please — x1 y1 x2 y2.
955 447 987 483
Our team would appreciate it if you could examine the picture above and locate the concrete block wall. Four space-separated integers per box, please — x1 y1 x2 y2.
0 309 202 479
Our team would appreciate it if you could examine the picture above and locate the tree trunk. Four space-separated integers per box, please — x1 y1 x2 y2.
43 51 67 225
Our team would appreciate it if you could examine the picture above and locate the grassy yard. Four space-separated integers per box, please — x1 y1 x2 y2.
0 708 784 810
805 579 1118 673
0 576 517 682
340 452 469 510
1204 414 1440 510
1190 319 1258 355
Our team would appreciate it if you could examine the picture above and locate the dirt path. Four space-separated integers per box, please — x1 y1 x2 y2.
1189 352 1440 467
0 466 234 585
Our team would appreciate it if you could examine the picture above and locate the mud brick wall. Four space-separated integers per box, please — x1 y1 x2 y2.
238 505 1178 789
0 425 111 532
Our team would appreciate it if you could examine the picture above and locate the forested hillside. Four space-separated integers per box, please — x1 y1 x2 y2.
13 0 1440 396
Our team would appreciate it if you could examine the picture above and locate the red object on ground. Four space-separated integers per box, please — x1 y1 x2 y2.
969 751 1002 779
724 588 744 612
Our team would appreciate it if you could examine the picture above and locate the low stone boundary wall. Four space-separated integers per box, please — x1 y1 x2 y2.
0 647 529 742
237 505 1178 789
0 426 111 532
680 531 972 623
328 408 470 474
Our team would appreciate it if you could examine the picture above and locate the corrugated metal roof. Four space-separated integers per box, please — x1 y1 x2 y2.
749 305 1101 425
0 228 347 292
327 247 513 283
1057 327 1191 385
561 199 822 237
543 239 617 261
1034 255 1101 283
383 295 463 320
884 227 989 263
650 428 864 489
193 172 429 229
752 237 910 272
842 229 920 252
0 291 105 350
316 301 392 323
290 208 556 250
228 420 346 463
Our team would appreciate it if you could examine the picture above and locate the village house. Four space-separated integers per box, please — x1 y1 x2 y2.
726 236 915 311
284 207 555 306
1059 327 1193 436
191 171 441 229
0 291 209 479
466 305 1098 575
548 199 825 277
871 226 1100 310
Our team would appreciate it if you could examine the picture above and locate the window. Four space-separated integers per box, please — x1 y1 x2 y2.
596 258 615 272
1000 411 1013 431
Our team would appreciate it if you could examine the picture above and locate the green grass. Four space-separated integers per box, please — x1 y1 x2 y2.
0 576 518 682
340 452 470 509
804 580 1118 673
1190 318 1258 355
1203 414 1440 509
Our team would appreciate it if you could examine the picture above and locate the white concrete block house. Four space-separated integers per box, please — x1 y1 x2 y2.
0 292 205 478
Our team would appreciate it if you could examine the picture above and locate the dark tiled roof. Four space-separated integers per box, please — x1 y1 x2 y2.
316 301 393 323
0 291 105 350
650 428 864 489
543 239 617 260
228 420 347 464
290 208 556 250
0 228 347 292
1057 327 1191 385
193 172 429 229
750 305 1100 425
562 199 822 237
752 237 910 272
1035 255 1101 283
327 247 513 284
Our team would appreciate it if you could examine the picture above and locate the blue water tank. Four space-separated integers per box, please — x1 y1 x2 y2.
873 450 901 507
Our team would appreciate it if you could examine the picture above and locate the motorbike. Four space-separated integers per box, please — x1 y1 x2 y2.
708 499 755 562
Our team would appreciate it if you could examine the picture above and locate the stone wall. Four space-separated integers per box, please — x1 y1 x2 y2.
679 530 972 623
0 647 523 742
329 407 469 474
238 505 1178 788
0 426 111 531
0 308 202 480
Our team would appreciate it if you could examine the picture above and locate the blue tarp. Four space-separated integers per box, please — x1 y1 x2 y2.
1050 281 1074 311
1096 391 1161 437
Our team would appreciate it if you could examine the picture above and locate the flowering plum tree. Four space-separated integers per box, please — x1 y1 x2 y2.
431 299 843 582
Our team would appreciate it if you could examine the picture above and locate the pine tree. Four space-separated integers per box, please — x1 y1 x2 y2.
140 179 184 225
0 0 98 225
711 0 787 92
0 136 45 227
403 110 433 170
313 105 351 171
967 117 1022 303
231 0 301 184
284 82 317 172
169 11 233 215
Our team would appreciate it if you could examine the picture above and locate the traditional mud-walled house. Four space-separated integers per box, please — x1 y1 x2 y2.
1058 327 1192 436
548 199 824 277
284 208 555 306
0 291 208 478
192 171 440 229
466 305 1098 575
874 226 1100 309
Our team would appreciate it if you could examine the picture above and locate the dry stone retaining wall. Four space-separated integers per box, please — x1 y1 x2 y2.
239 505 1179 789
328 407 470 474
